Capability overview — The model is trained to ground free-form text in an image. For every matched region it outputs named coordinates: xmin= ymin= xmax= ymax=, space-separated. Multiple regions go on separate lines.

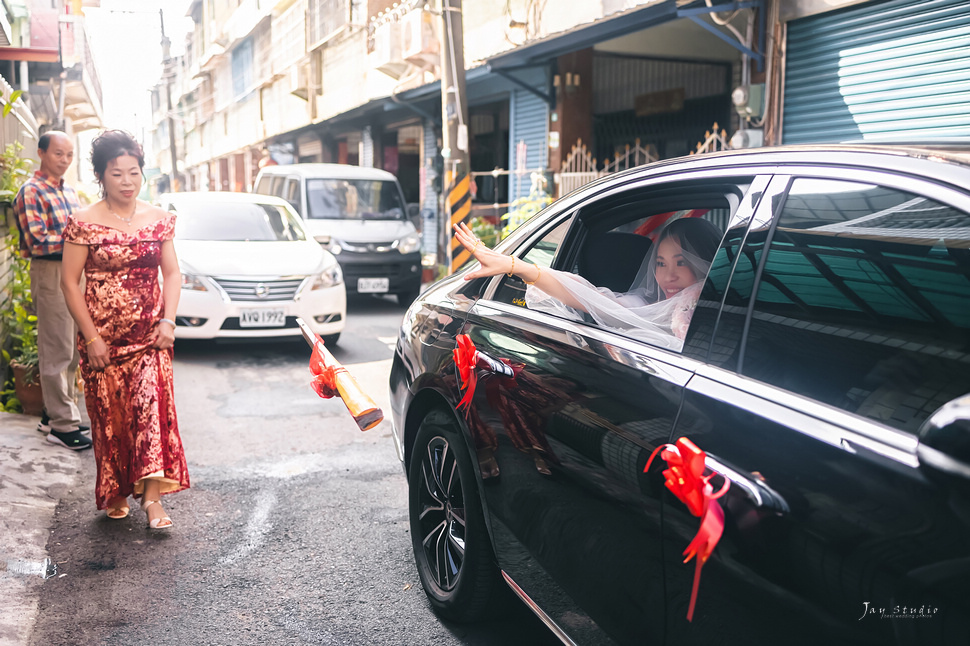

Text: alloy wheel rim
xmin=417 ymin=435 xmax=467 ymax=592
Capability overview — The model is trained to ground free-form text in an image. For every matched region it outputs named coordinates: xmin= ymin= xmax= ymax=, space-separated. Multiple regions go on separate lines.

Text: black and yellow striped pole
xmin=440 ymin=0 xmax=469 ymax=275
xmin=448 ymin=173 xmax=472 ymax=272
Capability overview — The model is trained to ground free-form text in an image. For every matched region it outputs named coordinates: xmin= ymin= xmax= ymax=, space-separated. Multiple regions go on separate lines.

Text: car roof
xmin=157 ymin=191 xmax=294 ymax=207
xmin=255 ymin=163 xmax=399 ymax=181
xmin=563 ymin=143 xmax=970 ymax=204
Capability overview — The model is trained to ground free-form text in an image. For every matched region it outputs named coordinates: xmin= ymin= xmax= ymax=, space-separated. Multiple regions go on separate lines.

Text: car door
xmin=457 ymin=172 xmax=768 ymax=645
xmin=663 ymin=171 xmax=970 ymax=645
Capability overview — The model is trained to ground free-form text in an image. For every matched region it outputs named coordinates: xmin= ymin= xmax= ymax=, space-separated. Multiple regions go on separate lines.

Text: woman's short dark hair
xmin=90 ymin=129 xmax=145 ymax=181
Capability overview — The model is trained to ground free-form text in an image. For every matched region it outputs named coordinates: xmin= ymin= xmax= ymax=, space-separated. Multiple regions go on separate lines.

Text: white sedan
xmin=157 ymin=191 xmax=346 ymax=343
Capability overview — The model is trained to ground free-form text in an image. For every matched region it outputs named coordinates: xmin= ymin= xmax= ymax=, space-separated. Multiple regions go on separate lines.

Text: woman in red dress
xmin=61 ymin=130 xmax=188 ymax=529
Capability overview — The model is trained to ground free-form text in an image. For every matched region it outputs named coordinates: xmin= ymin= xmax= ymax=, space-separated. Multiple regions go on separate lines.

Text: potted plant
xmin=0 ymin=137 xmax=40 ymax=414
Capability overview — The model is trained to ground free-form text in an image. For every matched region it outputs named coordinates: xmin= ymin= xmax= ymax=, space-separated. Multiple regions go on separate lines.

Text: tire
xmin=321 ymin=333 xmax=340 ymax=347
xmin=408 ymin=408 xmax=502 ymax=622
xmin=397 ymin=288 xmax=421 ymax=306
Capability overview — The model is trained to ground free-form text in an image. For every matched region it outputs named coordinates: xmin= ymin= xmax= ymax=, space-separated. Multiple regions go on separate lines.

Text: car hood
xmin=301 ymin=219 xmax=415 ymax=243
xmin=176 ymin=240 xmax=330 ymax=277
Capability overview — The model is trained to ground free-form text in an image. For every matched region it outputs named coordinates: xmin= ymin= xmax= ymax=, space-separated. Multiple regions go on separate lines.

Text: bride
xmin=453 ymin=216 xmax=722 ymax=350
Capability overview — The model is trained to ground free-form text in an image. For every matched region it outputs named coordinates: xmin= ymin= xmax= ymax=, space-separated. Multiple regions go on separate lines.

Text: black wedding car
xmin=388 ymin=145 xmax=970 ymax=645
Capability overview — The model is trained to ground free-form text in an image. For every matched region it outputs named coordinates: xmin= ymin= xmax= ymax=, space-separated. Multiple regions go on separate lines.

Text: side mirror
xmin=917 ymin=393 xmax=970 ymax=495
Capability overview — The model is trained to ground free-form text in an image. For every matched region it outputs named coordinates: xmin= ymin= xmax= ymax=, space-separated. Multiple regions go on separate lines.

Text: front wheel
xmin=408 ymin=408 xmax=502 ymax=622
xmin=321 ymin=333 xmax=340 ymax=347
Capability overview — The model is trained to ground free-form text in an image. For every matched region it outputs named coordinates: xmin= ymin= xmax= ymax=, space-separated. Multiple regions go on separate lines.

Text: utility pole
xmin=439 ymin=0 xmax=470 ymax=273
xmin=160 ymin=8 xmax=181 ymax=192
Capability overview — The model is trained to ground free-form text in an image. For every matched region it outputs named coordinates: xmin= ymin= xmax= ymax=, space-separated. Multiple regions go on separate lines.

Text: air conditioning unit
xmin=401 ymin=9 xmax=438 ymax=69
xmin=373 ymin=20 xmax=407 ymax=79
xmin=289 ymin=63 xmax=309 ymax=100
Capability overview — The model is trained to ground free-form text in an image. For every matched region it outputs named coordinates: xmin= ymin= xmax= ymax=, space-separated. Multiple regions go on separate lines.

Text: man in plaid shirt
xmin=14 ymin=131 xmax=91 ymax=451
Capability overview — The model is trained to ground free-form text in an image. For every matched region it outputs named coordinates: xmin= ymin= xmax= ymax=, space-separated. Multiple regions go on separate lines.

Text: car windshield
xmin=306 ymin=178 xmax=405 ymax=220
xmin=171 ymin=201 xmax=307 ymax=241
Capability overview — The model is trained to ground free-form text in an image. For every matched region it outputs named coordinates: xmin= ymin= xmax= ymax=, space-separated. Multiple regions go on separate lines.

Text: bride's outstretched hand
xmin=453 ymin=222 xmax=513 ymax=281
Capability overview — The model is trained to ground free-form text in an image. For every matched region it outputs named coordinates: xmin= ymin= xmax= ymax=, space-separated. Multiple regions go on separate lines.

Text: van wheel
xmin=397 ymin=288 xmax=421 ymax=306
xmin=322 ymin=333 xmax=340 ymax=346
xmin=409 ymin=408 xmax=502 ymax=622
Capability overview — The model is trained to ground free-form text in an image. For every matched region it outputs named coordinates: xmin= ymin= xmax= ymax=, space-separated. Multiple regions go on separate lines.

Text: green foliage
xmin=0 ymin=139 xmax=36 ymax=410
xmin=1 ymin=90 xmax=23 ymax=119
xmin=0 ymin=141 xmax=33 ymax=202
xmin=1 ymin=232 xmax=37 ymax=369
xmin=501 ymin=172 xmax=553 ymax=240
xmin=468 ymin=216 xmax=498 ymax=249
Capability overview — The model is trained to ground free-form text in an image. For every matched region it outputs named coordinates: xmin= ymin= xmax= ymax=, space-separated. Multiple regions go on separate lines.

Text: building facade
xmin=151 ymin=0 xmax=970 ymax=258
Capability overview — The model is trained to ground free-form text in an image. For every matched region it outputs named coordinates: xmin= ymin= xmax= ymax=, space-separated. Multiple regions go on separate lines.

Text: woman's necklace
xmin=106 ymin=201 xmax=137 ymax=226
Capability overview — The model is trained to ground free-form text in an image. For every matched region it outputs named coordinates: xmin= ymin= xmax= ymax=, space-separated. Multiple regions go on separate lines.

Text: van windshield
xmin=306 ymin=178 xmax=405 ymax=220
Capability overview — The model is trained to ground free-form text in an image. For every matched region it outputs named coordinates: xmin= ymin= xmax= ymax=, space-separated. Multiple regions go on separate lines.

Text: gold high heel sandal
xmin=106 ymin=502 xmax=130 ymax=520
xmin=140 ymin=499 xmax=173 ymax=529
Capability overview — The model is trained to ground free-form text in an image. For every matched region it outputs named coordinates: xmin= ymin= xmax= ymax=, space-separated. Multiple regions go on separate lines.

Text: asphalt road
xmin=30 ymin=294 xmax=559 ymax=646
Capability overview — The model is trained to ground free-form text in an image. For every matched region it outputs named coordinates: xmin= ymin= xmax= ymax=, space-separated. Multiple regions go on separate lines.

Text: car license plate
xmin=239 ymin=308 xmax=286 ymax=327
xmin=358 ymin=277 xmax=389 ymax=293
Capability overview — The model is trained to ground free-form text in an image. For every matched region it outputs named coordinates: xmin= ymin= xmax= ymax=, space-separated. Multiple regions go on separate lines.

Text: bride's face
xmin=655 ymin=236 xmax=698 ymax=299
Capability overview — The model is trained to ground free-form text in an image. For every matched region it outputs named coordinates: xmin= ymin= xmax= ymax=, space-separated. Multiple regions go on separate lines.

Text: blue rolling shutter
xmin=783 ymin=0 xmax=970 ymax=143
xmin=508 ymin=71 xmax=549 ymax=200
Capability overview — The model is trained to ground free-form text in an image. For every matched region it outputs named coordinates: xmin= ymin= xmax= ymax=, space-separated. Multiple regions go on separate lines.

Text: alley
xmin=26 ymin=296 xmax=556 ymax=645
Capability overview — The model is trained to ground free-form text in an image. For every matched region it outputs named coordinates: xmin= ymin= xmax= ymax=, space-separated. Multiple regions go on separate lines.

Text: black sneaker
xmin=37 ymin=412 xmax=90 ymax=435
xmin=46 ymin=430 xmax=92 ymax=451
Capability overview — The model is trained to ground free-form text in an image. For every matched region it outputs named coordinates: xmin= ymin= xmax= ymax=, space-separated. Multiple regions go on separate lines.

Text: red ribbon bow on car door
xmin=645 ymin=436 xmax=730 ymax=622
xmin=453 ymin=335 xmax=479 ymax=414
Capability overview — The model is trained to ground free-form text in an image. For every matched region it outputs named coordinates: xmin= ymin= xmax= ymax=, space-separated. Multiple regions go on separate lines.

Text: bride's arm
xmin=453 ymin=222 xmax=585 ymax=310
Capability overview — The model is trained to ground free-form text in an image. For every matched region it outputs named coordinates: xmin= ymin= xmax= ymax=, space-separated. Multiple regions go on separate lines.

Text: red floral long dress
xmin=64 ymin=214 xmax=189 ymax=510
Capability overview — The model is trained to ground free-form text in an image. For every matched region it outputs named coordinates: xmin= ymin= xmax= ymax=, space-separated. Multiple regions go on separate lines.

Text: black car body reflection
xmin=389 ymin=146 xmax=970 ymax=645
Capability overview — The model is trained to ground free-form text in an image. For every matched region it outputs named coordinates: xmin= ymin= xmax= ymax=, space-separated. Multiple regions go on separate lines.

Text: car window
xmin=172 ymin=201 xmax=308 ymax=242
xmin=493 ymin=218 xmax=571 ymax=307
xmin=284 ymin=178 xmax=300 ymax=211
xmin=254 ymin=176 xmax=271 ymax=196
xmin=493 ymin=178 xmax=754 ymax=353
xmin=269 ymin=175 xmax=286 ymax=198
xmin=740 ymin=177 xmax=970 ymax=433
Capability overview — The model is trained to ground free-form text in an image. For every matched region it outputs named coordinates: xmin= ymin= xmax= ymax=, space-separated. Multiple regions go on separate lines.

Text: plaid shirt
xmin=14 ymin=171 xmax=81 ymax=258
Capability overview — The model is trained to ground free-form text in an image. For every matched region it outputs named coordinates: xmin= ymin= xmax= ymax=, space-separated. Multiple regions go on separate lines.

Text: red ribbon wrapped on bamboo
xmin=645 ymin=436 xmax=730 ymax=622
xmin=305 ymin=331 xmax=383 ymax=431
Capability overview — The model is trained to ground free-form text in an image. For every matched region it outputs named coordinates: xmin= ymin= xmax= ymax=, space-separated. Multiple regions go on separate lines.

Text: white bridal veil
xmin=525 ymin=217 xmax=723 ymax=351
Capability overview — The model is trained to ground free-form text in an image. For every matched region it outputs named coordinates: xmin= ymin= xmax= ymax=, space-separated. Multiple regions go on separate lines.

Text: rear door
xmin=459 ymin=171 xmax=767 ymax=645
xmin=663 ymin=170 xmax=970 ymax=644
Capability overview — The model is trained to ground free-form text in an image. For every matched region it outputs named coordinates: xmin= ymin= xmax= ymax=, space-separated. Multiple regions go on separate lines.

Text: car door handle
xmin=704 ymin=455 xmax=790 ymax=514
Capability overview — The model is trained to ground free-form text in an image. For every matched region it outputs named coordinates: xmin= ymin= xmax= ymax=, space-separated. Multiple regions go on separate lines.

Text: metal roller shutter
xmin=508 ymin=68 xmax=549 ymax=201
xmin=783 ymin=0 xmax=970 ymax=143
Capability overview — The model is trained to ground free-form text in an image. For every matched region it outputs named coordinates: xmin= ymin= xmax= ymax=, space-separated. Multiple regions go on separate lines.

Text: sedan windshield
xmin=306 ymin=178 xmax=405 ymax=220
xmin=172 ymin=201 xmax=307 ymax=241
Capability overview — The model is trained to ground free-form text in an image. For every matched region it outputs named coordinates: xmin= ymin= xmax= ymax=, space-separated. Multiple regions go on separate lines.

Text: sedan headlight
xmin=398 ymin=232 xmax=421 ymax=254
xmin=181 ymin=273 xmax=208 ymax=291
xmin=310 ymin=262 xmax=344 ymax=290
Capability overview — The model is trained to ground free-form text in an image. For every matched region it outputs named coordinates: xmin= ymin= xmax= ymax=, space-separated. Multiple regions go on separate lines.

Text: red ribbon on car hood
xmin=644 ymin=437 xmax=730 ymax=622
xmin=453 ymin=334 xmax=479 ymax=414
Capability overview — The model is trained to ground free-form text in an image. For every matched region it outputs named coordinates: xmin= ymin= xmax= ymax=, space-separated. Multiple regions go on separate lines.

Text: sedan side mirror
xmin=917 ymin=393 xmax=970 ymax=495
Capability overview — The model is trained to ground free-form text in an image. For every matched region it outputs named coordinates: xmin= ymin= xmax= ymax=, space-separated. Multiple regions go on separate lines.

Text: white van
xmin=254 ymin=164 xmax=423 ymax=305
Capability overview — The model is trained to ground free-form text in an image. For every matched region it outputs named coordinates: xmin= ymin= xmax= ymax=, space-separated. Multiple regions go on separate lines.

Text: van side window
xmin=284 ymin=178 xmax=300 ymax=211
xmin=269 ymin=176 xmax=286 ymax=198
xmin=254 ymin=177 xmax=271 ymax=195
xmin=741 ymin=178 xmax=970 ymax=433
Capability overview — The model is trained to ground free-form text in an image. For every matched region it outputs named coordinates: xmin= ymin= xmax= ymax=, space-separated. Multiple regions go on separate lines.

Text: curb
xmin=0 ymin=412 xmax=86 ymax=646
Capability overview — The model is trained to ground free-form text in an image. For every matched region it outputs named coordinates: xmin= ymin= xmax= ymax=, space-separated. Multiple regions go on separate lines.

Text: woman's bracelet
xmin=85 ymin=335 xmax=101 ymax=346
xmin=507 ymin=255 xmax=516 ymax=277
xmin=159 ymin=318 xmax=176 ymax=328
xmin=523 ymin=263 xmax=541 ymax=285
